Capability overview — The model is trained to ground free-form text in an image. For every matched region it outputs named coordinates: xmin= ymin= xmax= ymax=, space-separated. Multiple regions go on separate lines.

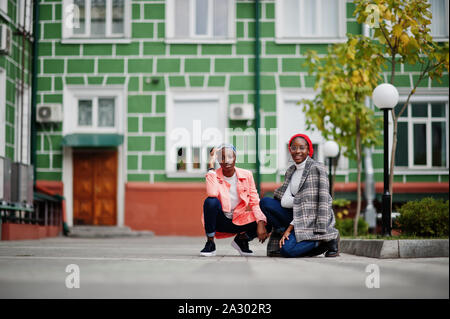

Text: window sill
xmin=275 ymin=37 xmax=347 ymax=44
xmin=61 ymin=38 xmax=132 ymax=44
xmin=165 ymin=38 xmax=236 ymax=45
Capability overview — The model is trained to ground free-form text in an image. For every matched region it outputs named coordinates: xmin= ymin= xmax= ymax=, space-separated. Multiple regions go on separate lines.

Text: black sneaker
xmin=200 ymin=240 xmax=216 ymax=257
xmin=231 ymin=234 xmax=254 ymax=256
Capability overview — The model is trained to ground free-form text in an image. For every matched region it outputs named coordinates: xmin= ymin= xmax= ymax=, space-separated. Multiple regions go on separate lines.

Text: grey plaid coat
xmin=274 ymin=157 xmax=339 ymax=242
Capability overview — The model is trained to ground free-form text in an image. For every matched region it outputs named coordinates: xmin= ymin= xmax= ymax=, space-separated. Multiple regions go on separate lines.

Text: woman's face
xmin=218 ymin=148 xmax=236 ymax=174
xmin=289 ymin=137 xmax=309 ymax=164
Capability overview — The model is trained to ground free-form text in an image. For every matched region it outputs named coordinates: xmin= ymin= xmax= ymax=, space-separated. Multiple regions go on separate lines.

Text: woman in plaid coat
xmin=259 ymin=134 xmax=340 ymax=258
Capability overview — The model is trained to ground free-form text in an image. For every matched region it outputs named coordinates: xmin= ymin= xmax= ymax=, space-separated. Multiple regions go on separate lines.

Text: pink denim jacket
xmin=202 ymin=167 xmax=267 ymax=237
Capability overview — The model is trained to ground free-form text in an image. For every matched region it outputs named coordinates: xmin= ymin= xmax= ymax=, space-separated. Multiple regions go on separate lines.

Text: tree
xmin=302 ymin=34 xmax=384 ymax=236
xmin=354 ymin=0 xmax=449 ymax=209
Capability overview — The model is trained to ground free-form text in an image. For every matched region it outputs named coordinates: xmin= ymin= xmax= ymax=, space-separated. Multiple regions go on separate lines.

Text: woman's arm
xmin=205 ymin=148 xmax=219 ymax=197
xmin=314 ymin=164 xmax=330 ymax=233
xmin=248 ymin=173 xmax=267 ymax=223
xmin=280 ymin=224 xmax=294 ymax=248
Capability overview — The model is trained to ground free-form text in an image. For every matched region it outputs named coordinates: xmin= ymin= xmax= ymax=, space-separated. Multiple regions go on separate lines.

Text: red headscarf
xmin=288 ymin=134 xmax=314 ymax=157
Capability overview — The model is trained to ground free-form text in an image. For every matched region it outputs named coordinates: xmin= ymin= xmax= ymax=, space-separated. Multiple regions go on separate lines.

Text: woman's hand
xmin=208 ymin=147 xmax=216 ymax=169
xmin=257 ymin=221 xmax=268 ymax=243
xmin=279 ymin=225 xmax=293 ymax=248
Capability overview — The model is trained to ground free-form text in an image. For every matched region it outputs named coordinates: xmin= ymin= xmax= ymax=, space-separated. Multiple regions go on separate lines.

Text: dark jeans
xmin=203 ymin=197 xmax=258 ymax=240
xmin=280 ymin=232 xmax=319 ymax=258
xmin=259 ymin=197 xmax=293 ymax=233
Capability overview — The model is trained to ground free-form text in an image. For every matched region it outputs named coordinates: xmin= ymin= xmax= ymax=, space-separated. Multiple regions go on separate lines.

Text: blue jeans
xmin=259 ymin=197 xmax=293 ymax=233
xmin=280 ymin=232 xmax=319 ymax=258
xmin=203 ymin=197 xmax=258 ymax=240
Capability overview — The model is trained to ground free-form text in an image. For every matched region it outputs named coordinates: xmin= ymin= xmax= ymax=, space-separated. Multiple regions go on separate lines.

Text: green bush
xmin=396 ymin=198 xmax=449 ymax=237
xmin=335 ymin=217 xmax=369 ymax=236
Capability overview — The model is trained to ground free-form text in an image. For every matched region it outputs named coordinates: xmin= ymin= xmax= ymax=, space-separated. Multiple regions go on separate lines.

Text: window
xmin=17 ymin=0 xmax=33 ymax=34
xmin=395 ymin=99 xmax=449 ymax=168
xmin=76 ymin=97 xmax=116 ymax=130
xmin=166 ymin=0 xmax=235 ymax=43
xmin=62 ymin=0 xmax=131 ymax=42
xmin=0 ymin=0 xmax=7 ymax=15
xmin=166 ymin=92 xmax=226 ymax=176
xmin=429 ymin=0 xmax=449 ymax=40
xmin=276 ymin=0 xmax=346 ymax=43
xmin=0 ymin=69 xmax=5 ymax=157
xmin=15 ymin=84 xmax=31 ymax=164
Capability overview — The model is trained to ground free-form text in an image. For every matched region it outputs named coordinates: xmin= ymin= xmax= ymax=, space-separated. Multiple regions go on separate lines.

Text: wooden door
xmin=73 ymin=150 xmax=117 ymax=225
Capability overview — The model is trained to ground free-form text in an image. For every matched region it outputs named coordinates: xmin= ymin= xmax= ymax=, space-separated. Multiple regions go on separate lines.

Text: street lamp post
xmin=323 ymin=141 xmax=339 ymax=195
xmin=372 ymin=83 xmax=399 ymax=237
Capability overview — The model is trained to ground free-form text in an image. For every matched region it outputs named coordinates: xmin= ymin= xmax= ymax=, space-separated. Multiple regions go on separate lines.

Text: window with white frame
xmin=62 ymin=0 xmax=131 ymax=41
xmin=429 ymin=0 xmax=449 ymax=40
xmin=17 ymin=0 xmax=33 ymax=34
xmin=0 ymin=69 xmax=6 ymax=157
xmin=0 ymin=0 xmax=7 ymax=15
xmin=166 ymin=0 xmax=235 ymax=43
xmin=15 ymin=83 xmax=31 ymax=164
xmin=166 ymin=92 xmax=226 ymax=176
xmin=276 ymin=0 xmax=346 ymax=43
xmin=76 ymin=97 xmax=116 ymax=130
xmin=395 ymin=99 xmax=449 ymax=169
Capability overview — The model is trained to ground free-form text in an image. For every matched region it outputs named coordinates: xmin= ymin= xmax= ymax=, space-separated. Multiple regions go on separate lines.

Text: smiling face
xmin=218 ymin=147 xmax=236 ymax=177
xmin=289 ymin=137 xmax=310 ymax=164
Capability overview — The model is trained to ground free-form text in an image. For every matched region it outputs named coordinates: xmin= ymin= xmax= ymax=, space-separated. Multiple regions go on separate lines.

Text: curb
xmin=340 ymin=239 xmax=449 ymax=258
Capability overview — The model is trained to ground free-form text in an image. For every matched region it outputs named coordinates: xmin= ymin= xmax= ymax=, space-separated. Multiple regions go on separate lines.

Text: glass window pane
xmin=429 ymin=0 xmax=448 ymax=37
xmin=431 ymin=103 xmax=446 ymax=117
xmin=413 ymin=123 xmax=427 ymax=165
xmin=196 ymin=0 xmax=208 ymax=35
xmin=177 ymin=147 xmax=186 ymax=171
xmin=394 ymin=103 xmax=408 ymax=118
xmin=213 ymin=0 xmax=228 ymax=37
xmin=73 ymin=0 xmax=86 ymax=35
xmin=302 ymin=0 xmax=317 ymax=36
xmin=321 ymin=0 xmax=339 ymax=37
xmin=91 ymin=0 xmax=106 ymax=36
xmin=98 ymin=98 xmax=115 ymax=127
xmin=78 ymin=100 xmax=93 ymax=126
xmin=283 ymin=0 xmax=300 ymax=37
xmin=395 ymin=122 xmax=409 ymax=166
xmin=411 ymin=103 xmax=428 ymax=117
xmin=112 ymin=0 xmax=124 ymax=34
xmin=175 ymin=0 xmax=190 ymax=37
xmin=192 ymin=147 xmax=201 ymax=169
xmin=432 ymin=122 xmax=447 ymax=167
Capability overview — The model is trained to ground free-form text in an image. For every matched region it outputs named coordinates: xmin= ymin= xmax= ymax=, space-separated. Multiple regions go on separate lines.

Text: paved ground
xmin=0 ymin=236 xmax=448 ymax=299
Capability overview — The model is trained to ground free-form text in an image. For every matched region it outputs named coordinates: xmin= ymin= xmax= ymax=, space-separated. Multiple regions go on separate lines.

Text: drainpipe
xmin=362 ymin=23 xmax=377 ymax=231
xmin=30 ymin=0 xmax=40 ymax=186
xmin=254 ymin=0 xmax=261 ymax=194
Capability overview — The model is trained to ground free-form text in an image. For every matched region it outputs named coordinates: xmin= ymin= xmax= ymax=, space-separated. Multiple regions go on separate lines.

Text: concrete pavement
xmin=0 ymin=236 xmax=448 ymax=299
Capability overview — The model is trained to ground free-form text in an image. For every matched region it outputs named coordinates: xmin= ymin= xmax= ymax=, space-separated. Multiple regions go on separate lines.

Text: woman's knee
xmin=204 ymin=197 xmax=221 ymax=211
xmin=259 ymin=196 xmax=274 ymax=211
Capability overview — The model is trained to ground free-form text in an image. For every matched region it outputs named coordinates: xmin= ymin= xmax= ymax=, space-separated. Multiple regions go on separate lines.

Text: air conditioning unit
xmin=37 ymin=104 xmax=63 ymax=123
xmin=11 ymin=163 xmax=34 ymax=205
xmin=0 ymin=156 xmax=12 ymax=203
xmin=0 ymin=24 xmax=12 ymax=55
xmin=229 ymin=103 xmax=255 ymax=120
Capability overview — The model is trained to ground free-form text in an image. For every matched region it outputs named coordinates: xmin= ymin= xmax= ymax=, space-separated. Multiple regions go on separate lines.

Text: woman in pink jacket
xmin=200 ymin=144 xmax=269 ymax=257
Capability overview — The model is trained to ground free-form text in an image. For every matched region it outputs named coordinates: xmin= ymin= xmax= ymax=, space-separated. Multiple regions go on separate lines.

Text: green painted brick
xmin=36 ymin=172 xmax=62 ymax=181
xmin=128 ymin=77 xmax=140 ymax=91
xmin=236 ymin=2 xmax=261 ymax=19
xmin=229 ymin=76 xmax=254 ymax=91
xmin=236 ymin=41 xmax=254 ymax=55
xmin=431 ymin=74 xmax=449 ymax=88
xmin=38 ymin=77 xmax=52 ymax=91
xmin=156 ymin=95 xmax=165 ymax=113
xmin=229 ymin=94 xmax=244 ymax=104
xmin=157 ymin=58 xmax=180 ymax=73
xmin=393 ymin=75 xmax=411 ymax=88
xmin=65 ymin=76 xmax=85 ymax=85
xmin=37 ymin=154 xmax=50 ymax=168
xmin=249 ymin=58 xmax=278 ymax=72
xmin=128 ymin=59 xmax=153 ymax=73
xmin=43 ymin=59 xmax=64 ymax=74
xmin=84 ymin=44 xmax=113 ymax=56
xmin=202 ymin=44 xmax=233 ymax=55
xmin=304 ymin=75 xmax=316 ymax=88
xmin=38 ymin=43 xmax=52 ymax=56
xmin=346 ymin=2 xmax=357 ymax=18
xmin=54 ymin=43 xmax=80 ymax=56
xmin=185 ymin=59 xmax=210 ymax=73
xmin=412 ymin=75 xmax=428 ymax=87
xmin=282 ymin=58 xmax=307 ymax=72
xmin=144 ymin=3 xmax=165 ymax=19
xmin=300 ymin=44 xmax=329 ymax=55
xmin=43 ymin=135 xmax=62 ymax=151
xmin=260 ymin=94 xmax=276 ymax=112
xmin=132 ymin=22 xmax=154 ymax=38
xmin=39 ymin=4 xmax=53 ymax=20
xmin=52 ymin=154 xmax=63 ymax=169
xmin=280 ymin=75 xmax=301 ymax=88
xmin=189 ymin=76 xmax=204 ymax=87
xmin=142 ymin=155 xmax=165 ymax=170
xmin=215 ymin=58 xmax=244 ymax=72
xmin=406 ymin=175 xmax=439 ymax=182
xmin=127 ymin=155 xmax=139 ymax=170
xmin=106 ymin=76 xmax=126 ymax=84
xmin=266 ymin=42 xmax=296 ymax=55
xmin=127 ymin=136 xmax=151 ymax=151
xmin=128 ymin=117 xmax=139 ymax=133
xmin=260 ymin=22 xmax=275 ymax=38
xmin=116 ymin=42 xmax=140 ymax=55
xmin=440 ymin=175 xmax=449 ymax=182
xmin=157 ymin=22 xmax=165 ymax=38
xmin=54 ymin=77 xmax=63 ymax=90
xmin=54 ymin=3 xmax=62 ymax=20
xmin=144 ymin=42 xmax=166 ymax=55
xmin=87 ymin=76 xmax=103 ymax=85
xmin=127 ymin=174 xmax=150 ymax=182
xmin=98 ymin=59 xmax=124 ymax=73
xmin=265 ymin=3 xmax=275 ymax=19
xmin=347 ymin=21 xmax=362 ymax=35
xmin=132 ymin=3 xmax=141 ymax=19
xmin=169 ymin=76 xmax=186 ymax=87
xmin=237 ymin=22 xmax=244 ymax=38
xmin=155 ymin=136 xmax=165 ymax=151
xmin=43 ymin=23 xmax=62 ymax=39
xmin=128 ymin=95 xmax=151 ymax=113
xmin=260 ymin=75 xmax=276 ymax=90
xmin=143 ymin=76 xmax=165 ymax=91
xmin=208 ymin=76 xmax=226 ymax=87
xmin=170 ymin=44 xmax=197 ymax=55
xmin=143 ymin=117 xmax=165 ymax=132
xmin=67 ymin=59 xmax=95 ymax=73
